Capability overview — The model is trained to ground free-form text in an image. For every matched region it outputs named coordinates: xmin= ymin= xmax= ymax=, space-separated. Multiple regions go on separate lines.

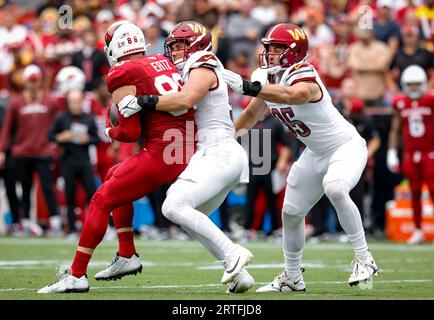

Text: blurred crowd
xmin=0 ymin=0 xmax=433 ymax=242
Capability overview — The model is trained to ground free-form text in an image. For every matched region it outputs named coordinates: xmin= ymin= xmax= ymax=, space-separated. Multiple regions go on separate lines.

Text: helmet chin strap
xmin=403 ymin=82 xmax=426 ymax=100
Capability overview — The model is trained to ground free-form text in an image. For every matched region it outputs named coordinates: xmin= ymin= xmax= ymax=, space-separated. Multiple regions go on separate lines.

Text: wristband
xmin=242 ymin=80 xmax=262 ymax=97
xmin=137 ymin=95 xmax=159 ymax=111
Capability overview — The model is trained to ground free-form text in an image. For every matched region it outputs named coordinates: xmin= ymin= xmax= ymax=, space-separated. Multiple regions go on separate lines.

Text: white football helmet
xmin=104 ymin=20 xmax=149 ymax=67
xmin=55 ymin=66 xmax=85 ymax=94
xmin=400 ymin=65 xmax=427 ymax=100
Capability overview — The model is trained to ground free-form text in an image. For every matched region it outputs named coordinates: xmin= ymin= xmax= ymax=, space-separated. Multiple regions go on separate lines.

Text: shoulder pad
xmin=282 ymin=63 xmax=316 ymax=87
xmin=183 ymin=51 xmax=220 ymax=80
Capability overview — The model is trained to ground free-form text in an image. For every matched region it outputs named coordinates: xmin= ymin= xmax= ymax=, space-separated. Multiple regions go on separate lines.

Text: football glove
xmin=117 ymin=95 xmax=142 ymax=118
xmin=387 ymin=149 xmax=399 ymax=173
xmin=222 ymin=69 xmax=262 ymax=97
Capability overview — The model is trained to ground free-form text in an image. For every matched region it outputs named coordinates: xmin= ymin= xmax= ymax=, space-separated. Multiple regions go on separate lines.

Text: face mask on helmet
xmin=164 ymin=39 xmax=190 ymax=70
xmin=164 ymin=21 xmax=212 ymax=70
xmin=400 ymin=65 xmax=427 ymax=100
xmin=403 ymin=82 xmax=426 ymax=100
xmin=259 ymin=23 xmax=309 ymax=75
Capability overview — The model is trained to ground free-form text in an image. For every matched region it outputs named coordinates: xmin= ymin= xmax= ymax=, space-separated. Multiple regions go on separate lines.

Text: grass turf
xmin=0 ymin=237 xmax=433 ymax=300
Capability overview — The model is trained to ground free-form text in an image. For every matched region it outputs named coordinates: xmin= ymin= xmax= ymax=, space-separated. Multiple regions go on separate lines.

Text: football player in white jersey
xmin=118 ymin=21 xmax=254 ymax=293
xmin=222 ymin=23 xmax=379 ymax=292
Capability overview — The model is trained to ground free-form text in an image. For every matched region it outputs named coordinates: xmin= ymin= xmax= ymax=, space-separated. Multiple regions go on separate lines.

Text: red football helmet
xmin=260 ymin=23 xmax=309 ymax=73
xmin=164 ymin=21 xmax=212 ymax=69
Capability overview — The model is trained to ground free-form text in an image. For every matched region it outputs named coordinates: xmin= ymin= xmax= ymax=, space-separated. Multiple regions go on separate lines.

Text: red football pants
xmin=402 ymin=150 xmax=434 ymax=229
xmin=78 ymin=147 xmax=187 ymax=249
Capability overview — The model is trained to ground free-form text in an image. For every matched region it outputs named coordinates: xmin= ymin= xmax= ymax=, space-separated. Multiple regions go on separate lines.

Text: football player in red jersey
xmin=388 ymin=65 xmax=434 ymax=244
xmin=38 ymin=21 xmax=195 ymax=293
xmin=118 ymin=21 xmax=255 ymax=293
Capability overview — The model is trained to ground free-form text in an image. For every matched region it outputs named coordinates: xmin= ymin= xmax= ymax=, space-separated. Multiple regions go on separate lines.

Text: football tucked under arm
xmin=109 ymin=103 xmax=120 ymax=127
xmin=105 ymin=101 xmax=142 ymax=142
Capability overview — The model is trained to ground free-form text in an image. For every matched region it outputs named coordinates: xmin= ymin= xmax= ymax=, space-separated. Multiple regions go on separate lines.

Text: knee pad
xmin=282 ymin=202 xmax=306 ymax=219
xmin=324 ymin=180 xmax=350 ymax=203
xmin=89 ymin=189 xmax=112 ymax=214
xmin=162 ymin=190 xmax=194 ymax=224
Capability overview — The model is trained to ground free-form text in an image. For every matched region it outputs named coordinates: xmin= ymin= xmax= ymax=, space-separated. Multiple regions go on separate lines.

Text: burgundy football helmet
xmin=260 ymin=23 xmax=309 ymax=74
xmin=164 ymin=21 xmax=212 ymax=69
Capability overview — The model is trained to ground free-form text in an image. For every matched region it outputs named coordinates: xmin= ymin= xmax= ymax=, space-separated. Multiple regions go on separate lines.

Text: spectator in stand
xmin=0 ymin=90 xmax=22 ymax=235
xmin=0 ymin=65 xmax=61 ymax=236
xmin=302 ymin=7 xmax=335 ymax=50
xmin=40 ymin=7 xmax=82 ymax=89
xmin=95 ymin=9 xmax=115 ymax=52
xmin=71 ymin=29 xmax=109 ymax=92
xmin=49 ymin=90 xmax=100 ymax=238
xmin=396 ymin=0 xmax=419 ymax=24
xmin=387 ymin=24 xmax=434 ymax=95
xmin=141 ymin=17 xmax=166 ymax=55
xmin=348 ymin=27 xmax=391 ymax=106
xmin=320 ymin=14 xmax=354 ymax=103
xmin=416 ymin=0 xmax=434 ymax=52
xmin=374 ymin=0 xmax=401 ymax=56
xmin=225 ymin=0 xmax=261 ymax=65
xmin=348 ymin=27 xmax=394 ymax=238
xmin=0 ymin=7 xmax=29 ymax=91
xmin=250 ymin=0 xmax=277 ymax=27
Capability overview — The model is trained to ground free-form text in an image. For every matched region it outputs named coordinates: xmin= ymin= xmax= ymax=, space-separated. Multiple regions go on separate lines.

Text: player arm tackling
xmin=152 ymin=67 xmax=217 ymax=112
xmin=222 ymin=69 xmax=322 ymax=104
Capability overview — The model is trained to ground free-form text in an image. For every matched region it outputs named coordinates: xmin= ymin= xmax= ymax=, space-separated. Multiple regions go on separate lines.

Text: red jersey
xmin=393 ymin=93 xmax=434 ymax=152
xmin=0 ymin=93 xmax=58 ymax=157
xmin=106 ymin=54 xmax=194 ymax=149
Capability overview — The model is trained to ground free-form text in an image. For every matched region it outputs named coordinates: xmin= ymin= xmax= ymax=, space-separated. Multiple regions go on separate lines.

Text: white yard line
xmin=1 ymin=238 xmax=433 ymax=252
xmin=0 ymin=279 xmax=432 ymax=293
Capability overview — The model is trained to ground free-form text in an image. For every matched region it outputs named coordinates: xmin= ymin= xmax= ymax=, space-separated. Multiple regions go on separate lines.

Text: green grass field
xmin=0 ymin=237 xmax=433 ymax=300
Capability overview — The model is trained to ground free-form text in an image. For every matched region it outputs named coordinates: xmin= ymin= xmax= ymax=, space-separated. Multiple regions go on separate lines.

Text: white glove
xmin=251 ymin=67 xmax=268 ymax=84
xmin=222 ymin=69 xmax=244 ymax=94
xmin=117 ymin=95 xmax=142 ymax=118
xmin=387 ymin=149 xmax=400 ymax=173
xmin=104 ymin=128 xmax=112 ymax=143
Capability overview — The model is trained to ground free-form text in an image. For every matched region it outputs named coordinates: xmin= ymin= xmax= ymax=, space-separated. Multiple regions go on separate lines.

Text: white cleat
xmin=256 ymin=270 xmax=306 ymax=293
xmin=37 ymin=266 xmax=89 ymax=294
xmin=348 ymin=252 xmax=379 ymax=287
xmin=226 ymin=269 xmax=255 ymax=294
xmin=95 ymin=252 xmax=142 ymax=281
xmin=221 ymin=245 xmax=254 ymax=284
xmin=407 ymin=229 xmax=424 ymax=245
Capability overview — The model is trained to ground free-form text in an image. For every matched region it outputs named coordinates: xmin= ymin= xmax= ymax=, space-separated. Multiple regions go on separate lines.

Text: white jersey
xmin=181 ymin=51 xmax=235 ymax=146
xmin=259 ymin=63 xmax=360 ymax=154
